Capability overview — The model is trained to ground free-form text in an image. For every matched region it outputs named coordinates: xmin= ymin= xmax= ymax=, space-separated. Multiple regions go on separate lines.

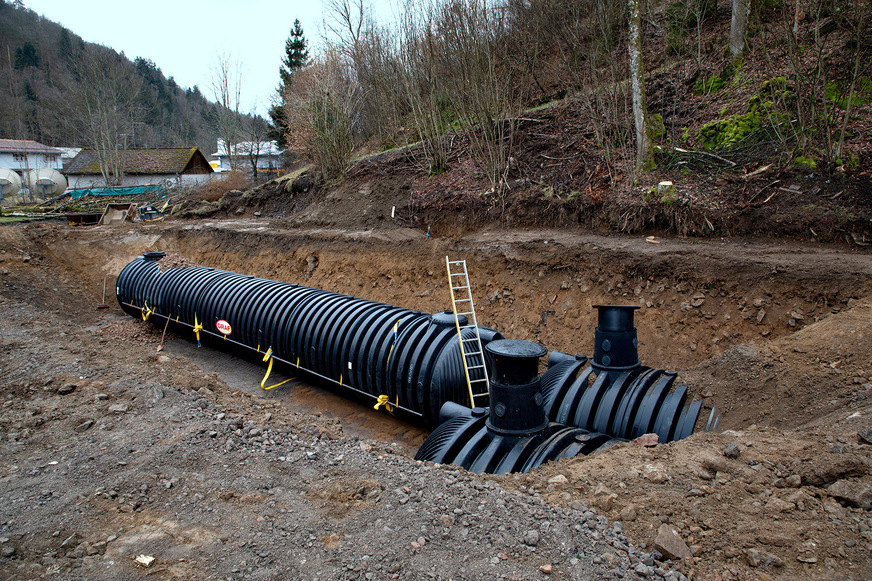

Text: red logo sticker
xmin=216 ymin=320 xmax=232 ymax=335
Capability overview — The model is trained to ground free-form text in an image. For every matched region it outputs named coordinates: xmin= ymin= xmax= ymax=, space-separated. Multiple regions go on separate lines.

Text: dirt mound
xmin=286 ymin=173 xmax=415 ymax=230
xmin=684 ymin=298 xmax=872 ymax=431
xmin=195 ymin=114 xmax=872 ymax=243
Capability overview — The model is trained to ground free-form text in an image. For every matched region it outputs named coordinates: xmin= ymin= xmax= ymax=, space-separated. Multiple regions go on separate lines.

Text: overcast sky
xmin=22 ymin=0 xmax=392 ymax=117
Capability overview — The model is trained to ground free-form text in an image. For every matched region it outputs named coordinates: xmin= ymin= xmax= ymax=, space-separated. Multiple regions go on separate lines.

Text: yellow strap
xmin=263 ymin=377 xmax=294 ymax=390
xmin=141 ymin=301 xmax=153 ymax=321
xmin=385 ymin=318 xmax=403 ymax=368
xmin=193 ymin=314 xmax=203 ymax=344
xmin=259 ymin=348 xmax=294 ymax=390
xmin=261 ymin=348 xmax=274 ymax=388
xmin=373 ymin=394 xmax=397 ymax=413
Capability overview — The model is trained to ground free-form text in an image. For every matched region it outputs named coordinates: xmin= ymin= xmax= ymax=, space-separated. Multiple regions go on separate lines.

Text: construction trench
xmin=2 ymin=221 xmax=872 ymax=580
xmin=117 ymin=252 xmax=712 ymax=474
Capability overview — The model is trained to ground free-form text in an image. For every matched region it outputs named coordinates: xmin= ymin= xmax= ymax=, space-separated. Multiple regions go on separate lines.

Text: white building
xmin=0 ymin=139 xmax=63 ymax=174
xmin=212 ymin=140 xmax=284 ymax=175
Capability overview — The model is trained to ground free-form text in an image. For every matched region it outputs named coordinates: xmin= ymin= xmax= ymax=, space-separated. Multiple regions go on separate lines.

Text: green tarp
xmin=69 ymin=185 xmax=164 ymax=200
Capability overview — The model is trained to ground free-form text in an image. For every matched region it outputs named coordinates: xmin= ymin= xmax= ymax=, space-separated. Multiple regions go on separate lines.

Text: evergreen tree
xmin=57 ymin=29 xmax=75 ymax=63
xmin=269 ymin=19 xmax=309 ymax=148
xmin=280 ymin=19 xmax=309 ymax=88
xmin=14 ymin=42 xmax=40 ymax=69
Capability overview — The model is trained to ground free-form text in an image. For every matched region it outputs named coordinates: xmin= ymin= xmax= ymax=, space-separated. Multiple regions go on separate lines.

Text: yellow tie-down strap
xmin=141 ymin=301 xmax=154 ymax=321
xmin=260 ymin=347 xmax=294 ymax=390
xmin=373 ymin=394 xmax=397 ymax=413
xmin=193 ymin=314 xmax=203 ymax=346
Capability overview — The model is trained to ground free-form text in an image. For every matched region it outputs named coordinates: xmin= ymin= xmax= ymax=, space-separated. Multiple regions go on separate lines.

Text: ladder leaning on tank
xmin=445 ymin=256 xmax=490 ymax=408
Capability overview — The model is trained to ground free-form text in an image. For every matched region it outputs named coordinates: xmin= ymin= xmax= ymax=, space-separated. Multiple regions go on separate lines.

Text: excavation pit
xmin=2 ymin=221 xmax=871 ymax=581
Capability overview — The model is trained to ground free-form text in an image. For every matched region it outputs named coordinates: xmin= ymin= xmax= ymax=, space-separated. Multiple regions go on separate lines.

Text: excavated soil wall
xmin=23 ymin=220 xmax=872 ymax=432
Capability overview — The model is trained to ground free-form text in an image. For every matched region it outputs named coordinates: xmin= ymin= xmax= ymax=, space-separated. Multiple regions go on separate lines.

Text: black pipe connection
xmin=414 ymin=339 xmax=617 ymax=474
xmin=116 ymin=253 xmax=500 ymax=424
xmin=540 ymin=305 xmax=705 ymax=444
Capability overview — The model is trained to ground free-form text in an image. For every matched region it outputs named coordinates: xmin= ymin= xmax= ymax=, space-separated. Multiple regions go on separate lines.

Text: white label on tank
xmin=348 ymin=362 xmax=352 ymax=370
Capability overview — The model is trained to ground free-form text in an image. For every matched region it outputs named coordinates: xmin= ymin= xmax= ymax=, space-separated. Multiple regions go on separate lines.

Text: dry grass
xmin=193 ymin=171 xmax=250 ymax=202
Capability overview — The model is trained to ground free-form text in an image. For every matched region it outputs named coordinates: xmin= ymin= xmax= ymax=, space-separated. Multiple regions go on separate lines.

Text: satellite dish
xmin=25 ymin=168 xmax=67 ymax=200
xmin=0 ymin=168 xmax=22 ymax=202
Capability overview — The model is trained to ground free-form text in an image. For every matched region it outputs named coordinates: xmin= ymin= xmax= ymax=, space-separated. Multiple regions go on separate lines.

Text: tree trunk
xmin=628 ymin=0 xmax=652 ymax=170
xmin=730 ymin=0 xmax=750 ymax=58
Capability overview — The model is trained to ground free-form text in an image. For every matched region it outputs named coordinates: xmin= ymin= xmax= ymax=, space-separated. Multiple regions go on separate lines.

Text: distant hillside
xmin=0 ymin=0 xmax=245 ymax=155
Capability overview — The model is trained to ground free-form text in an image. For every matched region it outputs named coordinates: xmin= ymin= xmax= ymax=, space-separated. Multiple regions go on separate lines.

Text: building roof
xmin=0 ymin=139 xmax=62 ymax=154
xmin=66 ymin=148 xmax=214 ymax=175
xmin=58 ymin=147 xmax=82 ymax=160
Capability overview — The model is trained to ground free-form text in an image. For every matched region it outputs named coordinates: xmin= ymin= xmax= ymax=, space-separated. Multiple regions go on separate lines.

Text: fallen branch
xmin=540 ymin=154 xmax=581 ymax=161
xmin=749 ymin=180 xmax=781 ymax=203
xmin=741 ymin=164 xmax=772 ymax=180
xmin=762 ymin=189 xmax=779 ymax=204
xmin=672 ymin=147 xmax=737 ymax=167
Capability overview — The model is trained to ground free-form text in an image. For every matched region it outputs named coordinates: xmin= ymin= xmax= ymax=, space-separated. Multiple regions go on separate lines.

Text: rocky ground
xmin=1 ymin=220 xmax=871 ymax=580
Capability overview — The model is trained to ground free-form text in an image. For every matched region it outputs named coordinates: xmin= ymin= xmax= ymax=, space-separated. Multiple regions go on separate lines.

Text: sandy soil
xmin=1 ymin=219 xmax=871 ymax=581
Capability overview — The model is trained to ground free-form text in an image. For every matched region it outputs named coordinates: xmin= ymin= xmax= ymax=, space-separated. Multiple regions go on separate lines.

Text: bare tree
xmin=435 ymin=0 xmax=522 ymax=203
xmin=243 ymin=113 xmax=271 ymax=181
xmin=397 ymin=0 xmax=450 ymax=174
xmin=628 ymin=0 xmax=652 ymax=170
xmin=322 ymin=0 xmax=407 ymax=145
xmin=211 ymin=52 xmax=243 ymax=171
xmin=73 ymin=45 xmax=142 ymax=186
xmin=730 ymin=0 xmax=750 ymax=58
xmin=323 ymin=0 xmax=366 ymax=59
xmin=284 ymin=49 xmax=363 ymax=181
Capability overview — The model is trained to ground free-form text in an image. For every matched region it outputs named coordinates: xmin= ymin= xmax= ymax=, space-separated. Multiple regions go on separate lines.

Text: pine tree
xmin=280 ymin=19 xmax=309 ymax=88
xmin=269 ymin=19 xmax=309 ymax=148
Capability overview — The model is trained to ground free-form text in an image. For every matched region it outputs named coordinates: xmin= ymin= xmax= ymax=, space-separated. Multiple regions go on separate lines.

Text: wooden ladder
xmin=445 ymin=256 xmax=490 ymax=408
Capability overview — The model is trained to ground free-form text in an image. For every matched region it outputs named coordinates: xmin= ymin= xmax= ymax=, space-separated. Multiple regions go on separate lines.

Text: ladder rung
xmin=466 ymin=364 xmax=485 ymax=370
xmin=453 ymin=297 xmax=471 ymax=302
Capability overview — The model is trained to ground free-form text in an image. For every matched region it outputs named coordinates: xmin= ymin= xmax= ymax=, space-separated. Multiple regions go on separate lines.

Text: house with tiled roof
xmin=0 ymin=139 xmax=63 ymax=174
xmin=65 ymin=147 xmax=213 ymax=189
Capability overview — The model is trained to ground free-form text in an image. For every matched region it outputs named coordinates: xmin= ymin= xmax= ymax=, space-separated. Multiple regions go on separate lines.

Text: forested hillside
xmin=259 ymin=0 xmax=871 ymax=242
xmin=0 ymin=0 xmax=241 ymax=154
xmin=280 ymin=0 xmax=870 ymax=184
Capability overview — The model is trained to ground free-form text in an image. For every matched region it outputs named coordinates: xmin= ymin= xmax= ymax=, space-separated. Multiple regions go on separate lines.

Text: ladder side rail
xmin=446 ymin=256 xmax=478 ymax=407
